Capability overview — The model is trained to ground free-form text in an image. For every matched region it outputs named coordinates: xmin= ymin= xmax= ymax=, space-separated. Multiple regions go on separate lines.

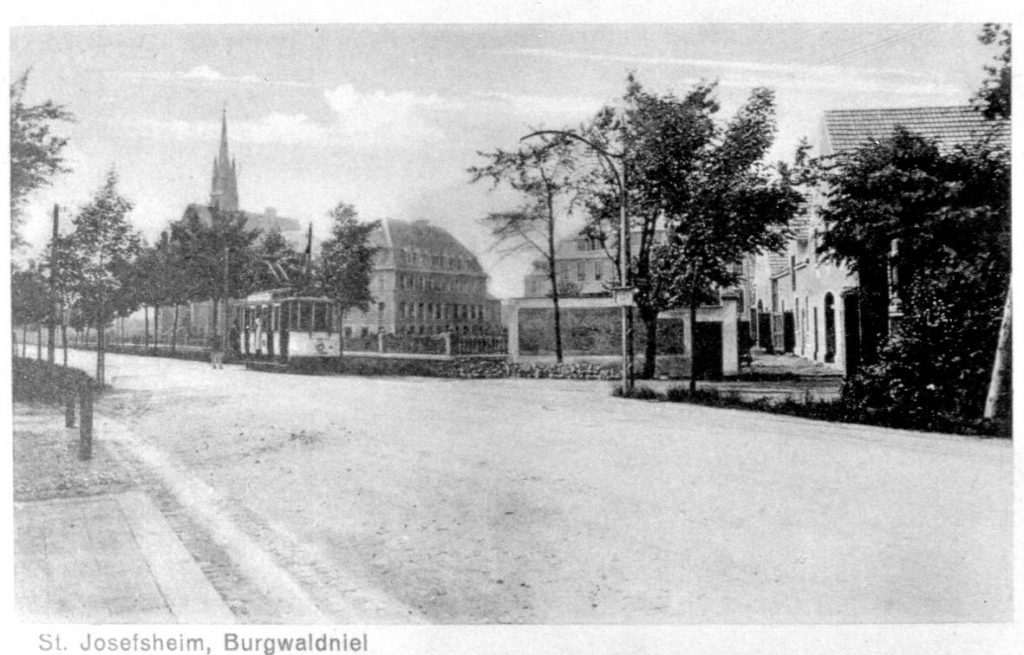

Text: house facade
xmin=341 ymin=218 xmax=502 ymax=338
xmin=750 ymin=105 xmax=1010 ymax=375
xmin=522 ymin=235 xmax=618 ymax=298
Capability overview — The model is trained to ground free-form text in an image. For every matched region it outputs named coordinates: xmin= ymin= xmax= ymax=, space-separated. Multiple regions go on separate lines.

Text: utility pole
xmin=48 ymin=204 xmax=58 ymax=363
xmin=984 ymin=289 xmax=1011 ymax=420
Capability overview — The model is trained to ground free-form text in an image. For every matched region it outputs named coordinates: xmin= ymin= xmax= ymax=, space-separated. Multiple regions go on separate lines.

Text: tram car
xmin=231 ymin=289 xmax=341 ymax=362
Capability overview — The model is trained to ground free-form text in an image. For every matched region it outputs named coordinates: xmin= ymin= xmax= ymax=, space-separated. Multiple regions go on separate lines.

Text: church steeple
xmin=210 ymin=107 xmax=239 ymax=211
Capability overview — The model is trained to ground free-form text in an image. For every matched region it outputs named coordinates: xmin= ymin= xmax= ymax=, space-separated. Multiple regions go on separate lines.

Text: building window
xmin=578 ymin=261 xmax=586 ymax=280
xmin=790 ymin=255 xmax=797 ymax=291
xmin=594 ymin=261 xmax=602 ymax=281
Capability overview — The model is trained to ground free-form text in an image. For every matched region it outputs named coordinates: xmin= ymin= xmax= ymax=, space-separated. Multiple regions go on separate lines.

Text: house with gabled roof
xmin=749 ymin=105 xmax=1009 ymax=375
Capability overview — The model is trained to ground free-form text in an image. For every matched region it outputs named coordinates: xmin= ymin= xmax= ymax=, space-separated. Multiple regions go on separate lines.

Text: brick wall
xmin=518 ymin=307 xmax=687 ymax=356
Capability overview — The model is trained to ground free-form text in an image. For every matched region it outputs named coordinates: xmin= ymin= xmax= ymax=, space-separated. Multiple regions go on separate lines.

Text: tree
xmin=66 ymin=170 xmax=141 ymax=384
xmin=131 ymin=240 xmax=163 ymax=350
xmin=814 ymin=129 xmax=1010 ymax=427
xmin=582 ymin=75 xmax=801 ymax=381
xmin=10 ymin=70 xmax=74 ymax=250
xmin=973 ymin=24 xmax=1011 ymax=120
xmin=314 ymin=203 xmax=379 ymax=336
xmin=153 ymin=230 xmax=190 ymax=353
xmin=469 ymin=135 xmax=579 ymax=362
xmin=171 ymin=205 xmax=260 ymax=337
xmin=48 ymin=233 xmax=84 ymax=364
xmin=250 ymin=227 xmax=305 ymax=292
xmin=11 ymin=262 xmax=51 ymax=357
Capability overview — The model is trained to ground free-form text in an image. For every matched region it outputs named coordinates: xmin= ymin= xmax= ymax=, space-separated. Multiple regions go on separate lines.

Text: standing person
xmin=208 ymin=332 xmax=224 ymax=369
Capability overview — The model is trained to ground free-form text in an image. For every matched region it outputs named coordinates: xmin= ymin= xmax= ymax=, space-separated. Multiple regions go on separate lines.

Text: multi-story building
xmin=751 ymin=105 xmax=1010 ymax=374
xmin=522 ymin=235 xmax=618 ymax=298
xmin=342 ymin=218 xmax=502 ymax=338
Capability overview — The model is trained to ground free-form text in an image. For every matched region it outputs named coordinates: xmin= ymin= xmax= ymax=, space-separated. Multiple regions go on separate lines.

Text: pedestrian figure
xmin=208 ymin=333 xmax=225 ymax=369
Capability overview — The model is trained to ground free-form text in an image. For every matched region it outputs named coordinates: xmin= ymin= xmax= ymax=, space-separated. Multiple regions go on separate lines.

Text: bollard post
xmin=65 ymin=390 xmax=76 ymax=428
xmin=78 ymin=384 xmax=93 ymax=461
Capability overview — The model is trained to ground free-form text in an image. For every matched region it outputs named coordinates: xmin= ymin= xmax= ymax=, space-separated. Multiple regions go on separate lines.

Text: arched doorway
xmin=824 ymin=292 xmax=836 ymax=363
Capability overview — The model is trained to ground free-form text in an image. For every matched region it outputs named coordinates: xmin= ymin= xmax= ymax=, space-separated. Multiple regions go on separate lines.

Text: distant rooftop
xmin=372 ymin=219 xmax=486 ymax=275
xmin=822 ymin=106 xmax=1009 ymax=155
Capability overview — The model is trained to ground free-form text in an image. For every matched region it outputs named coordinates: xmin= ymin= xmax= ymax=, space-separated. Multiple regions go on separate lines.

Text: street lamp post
xmin=521 ymin=130 xmax=634 ymax=393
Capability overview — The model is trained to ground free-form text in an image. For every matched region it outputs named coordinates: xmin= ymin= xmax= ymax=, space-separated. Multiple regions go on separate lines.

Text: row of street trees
xmin=13 ymin=187 xmax=379 ymax=385
xmin=11 ymin=71 xmax=379 ymax=384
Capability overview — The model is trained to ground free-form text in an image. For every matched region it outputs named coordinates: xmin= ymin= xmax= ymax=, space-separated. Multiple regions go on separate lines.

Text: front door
xmin=693 ymin=321 xmax=723 ymax=380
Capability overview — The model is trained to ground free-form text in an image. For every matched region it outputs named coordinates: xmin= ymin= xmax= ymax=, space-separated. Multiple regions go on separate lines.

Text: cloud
xmin=470 ymin=91 xmax=605 ymax=122
xmin=508 ymin=47 xmax=932 ymax=80
xmin=323 ymin=84 xmax=450 ymax=143
xmin=122 ymin=65 xmax=311 ymax=88
xmin=126 ymin=84 xmax=457 ymax=150
xmin=183 ymin=64 xmax=223 ymax=80
xmin=505 ymin=47 xmax=960 ymax=96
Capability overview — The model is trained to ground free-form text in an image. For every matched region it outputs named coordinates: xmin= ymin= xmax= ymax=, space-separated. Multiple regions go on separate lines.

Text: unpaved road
xmin=59 ymin=350 xmax=1011 ymax=623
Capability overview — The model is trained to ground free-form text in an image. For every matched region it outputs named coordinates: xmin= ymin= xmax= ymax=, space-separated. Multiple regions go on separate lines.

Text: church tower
xmin=209 ymin=108 xmax=239 ymax=211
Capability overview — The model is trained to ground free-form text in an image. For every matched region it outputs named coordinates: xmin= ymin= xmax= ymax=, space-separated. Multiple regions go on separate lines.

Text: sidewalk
xmin=12 ymin=404 xmax=235 ymax=624
xmin=638 ymin=352 xmax=844 ymax=402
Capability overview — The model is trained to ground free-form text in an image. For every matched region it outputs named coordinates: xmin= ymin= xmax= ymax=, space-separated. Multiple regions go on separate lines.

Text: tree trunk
xmin=689 ymin=302 xmax=699 ymax=393
xmin=641 ymin=310 xmax=658 ymax=379
xmin=36 ymin=324 xmax=42 ymax=360
xmin=61 ymin=319 xmax=68 ymax=366
xmin=96 ymin=294 xmax=105 ymax=386
xmin=211 ymin=297 xmax=219 ymax=337
xmin=153 ymin=303 xmax=160 ymax=352
xmin=172 ymin=304 xmax=179 ymax=354
xmin=144 ymin=305 xmax=150 ymax=350
xmin=21 ymin=325 xmax=28 ymax=357
xmin=548 ymin=264 xmax=563 ymax=364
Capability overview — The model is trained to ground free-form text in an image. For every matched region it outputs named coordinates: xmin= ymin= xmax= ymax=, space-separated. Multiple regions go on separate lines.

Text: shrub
xmin=12 ymin=357 xmax=93 ymax=404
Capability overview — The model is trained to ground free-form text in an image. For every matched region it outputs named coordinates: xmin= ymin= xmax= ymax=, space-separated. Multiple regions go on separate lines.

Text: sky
xmin=9 ymin=21 xmax=1001 ymax=298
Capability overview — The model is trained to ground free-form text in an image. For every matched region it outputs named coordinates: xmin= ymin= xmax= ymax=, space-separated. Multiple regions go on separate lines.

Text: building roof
xmin=185 ymin=204 xmax=302 ymax=234
xmin=822 ymin=106 xmax=1009 ymax=155
xmin=372 ymin=219 xmax=486 ymax=275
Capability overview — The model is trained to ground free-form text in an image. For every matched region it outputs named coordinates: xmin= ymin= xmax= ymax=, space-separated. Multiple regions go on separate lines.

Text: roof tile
xmin=823 ymin=106 xmax=1009 ymax=154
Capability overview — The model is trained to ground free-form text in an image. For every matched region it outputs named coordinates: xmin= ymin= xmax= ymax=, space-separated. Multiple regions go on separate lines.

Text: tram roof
xmin=242 ymin=288 xmax=334 ymax=303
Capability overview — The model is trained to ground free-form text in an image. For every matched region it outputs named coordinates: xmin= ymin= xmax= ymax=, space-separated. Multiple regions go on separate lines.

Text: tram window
xmin=312 ymin=303 xmax=328 ymax=331
xmin=272 ymin=306 xmax=279 ymax=331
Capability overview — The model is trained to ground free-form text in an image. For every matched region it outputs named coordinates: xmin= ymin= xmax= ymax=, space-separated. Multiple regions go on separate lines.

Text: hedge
xmin=12 ymin=357 xmax=94 ymax=404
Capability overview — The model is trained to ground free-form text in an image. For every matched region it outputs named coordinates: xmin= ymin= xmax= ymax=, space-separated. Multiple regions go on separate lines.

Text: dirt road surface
xmin=57 ymin=350 xmax=1011 ymax=623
